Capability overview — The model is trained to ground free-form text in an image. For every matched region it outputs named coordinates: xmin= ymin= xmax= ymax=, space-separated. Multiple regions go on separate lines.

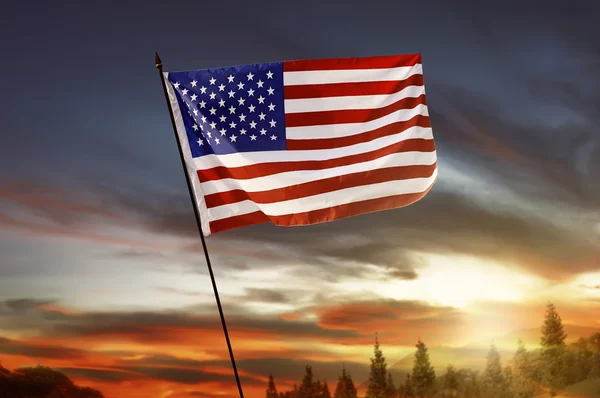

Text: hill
xmin=0 ymin=361 xmax=104 ymax=398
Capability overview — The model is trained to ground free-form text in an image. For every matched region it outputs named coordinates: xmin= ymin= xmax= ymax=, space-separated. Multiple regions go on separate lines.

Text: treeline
xmin=266 ymin=304 xmax=600 ymax=398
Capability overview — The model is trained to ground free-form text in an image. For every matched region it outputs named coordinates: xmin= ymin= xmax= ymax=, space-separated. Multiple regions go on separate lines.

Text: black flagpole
xmin=154 ymin=52 xmax=245 ymax=398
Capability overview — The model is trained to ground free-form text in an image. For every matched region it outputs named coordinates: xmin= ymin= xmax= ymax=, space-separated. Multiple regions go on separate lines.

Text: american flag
xmin=164 ymin=53 xmax=437 ymax=236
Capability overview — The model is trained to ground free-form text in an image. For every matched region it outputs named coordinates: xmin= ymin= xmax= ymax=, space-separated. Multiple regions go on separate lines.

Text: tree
xmin=540 ymin=303 xmax=568 ymax=396
xmin=385 ymin=373 xmax=397 ymax=398
xmin=481 ymin=344 xmax=507 ymax=397
xmin=298 ymin=365 xmax=317 ymax=398
xmin=334 ymin=366 xmax=358 ymax=398
xmin=402 ymin=373 xmax=414 ymax=398
xmin=441 ymin=365 xmax=459 ymax=397
xmin=509 ymin=340 xmax=536 ymax=398
xmin=319 ymin=379 xmax=332 ymax=398
xmin=366 ymin=336 xmax=388 ymax=398
xmin=411 ymin=339 xmax=435 ymax=397
xmin=267 ymin=373 xmax=279 ymax=398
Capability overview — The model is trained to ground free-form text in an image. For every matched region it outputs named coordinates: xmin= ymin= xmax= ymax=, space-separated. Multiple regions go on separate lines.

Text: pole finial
xmin=155 ymin=52 xmax=162 ymax=69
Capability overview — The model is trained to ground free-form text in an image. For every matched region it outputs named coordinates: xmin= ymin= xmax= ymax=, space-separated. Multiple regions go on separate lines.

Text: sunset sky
xmin=1 ymin=1 xmax=600 ymax=397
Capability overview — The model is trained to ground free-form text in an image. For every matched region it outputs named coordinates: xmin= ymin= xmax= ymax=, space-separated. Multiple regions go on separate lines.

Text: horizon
xmin=1 ymin=1 xmax=599 ymax=397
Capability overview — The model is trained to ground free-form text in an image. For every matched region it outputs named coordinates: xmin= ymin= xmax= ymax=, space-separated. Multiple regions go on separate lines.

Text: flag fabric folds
xmin=164 ymin=53 xmax=437 ymax=236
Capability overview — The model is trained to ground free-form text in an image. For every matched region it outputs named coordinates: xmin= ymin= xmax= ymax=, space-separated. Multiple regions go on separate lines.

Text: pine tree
xmin=403 ymin=373 xmax=415 ymax=398
xmin=442 ymin=365 xmax=459 ymax=397
xmin=510 ymin=340 xmax=536 ymax=398
xmin=320 ymin=379 xmax=332 ymax=398
xmin=267 ymin=373 xmax=279 ymax=398
xmin=482 ymin=344 xmax=507 ymax=397
xmin=298 ymin=365 xmax=317 ymax=398
xmin=411 ymin=339 xmax=435 ymax=398
xmin=334 ymin=366 xmax=358 ymax=398
xmin=385 ymin=373 xmax=397 ymax=398
xmin=540 ymin=303 xmax=568 ymax=396
xmin=366 ymin=336 xmax=388 ymax=398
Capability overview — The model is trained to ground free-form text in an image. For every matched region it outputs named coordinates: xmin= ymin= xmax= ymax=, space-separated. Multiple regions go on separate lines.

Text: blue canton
xmin=167 ymin=62 xmax=286 ymax=158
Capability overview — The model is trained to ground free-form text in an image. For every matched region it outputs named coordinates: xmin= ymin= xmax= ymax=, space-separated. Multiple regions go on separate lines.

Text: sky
xmin=1 ymin=1 xmax=600 ymax=397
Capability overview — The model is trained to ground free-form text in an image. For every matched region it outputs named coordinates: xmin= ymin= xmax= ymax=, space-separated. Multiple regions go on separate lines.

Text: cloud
xmin=0 ymin=337 xmax=85 ymax=360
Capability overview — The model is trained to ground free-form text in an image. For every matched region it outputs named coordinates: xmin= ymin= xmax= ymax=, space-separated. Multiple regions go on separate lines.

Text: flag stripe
xmin=284 ymin=84 xmax=425 ymax=113
xmin=200 ymin=150 xmax=437 ymax=196
xmin=207 ymin=169 xmax=437 ymax=221
xmin=193 ymin=125 xmax=433 ymax=170
xmin=204 ymin=163 xmax=437 ymax=208
xmin=283 ymin=53 xmax=421 ymax=72
xmin=287 ymin=114 xmax=431 ymax=150
xmin=285 ymin=94 xmax=427 ymax=128
xmin=283 ymin=73 xmax=425 ymax=100
xmin=283 ymin=64 xmax=422 ymax=86
xmin=197 ymin=138 xmax=435 ymax=182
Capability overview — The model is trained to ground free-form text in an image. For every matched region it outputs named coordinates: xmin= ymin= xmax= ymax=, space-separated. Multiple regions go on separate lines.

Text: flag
xmin=164 ymin=53 xmax=437 ymax=236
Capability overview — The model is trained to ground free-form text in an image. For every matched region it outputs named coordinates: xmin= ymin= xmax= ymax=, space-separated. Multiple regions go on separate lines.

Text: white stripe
xmin=283 ymin=64 xmax=422 ymax=86
xmin=207 ymin=168 xmax=437 ymax=221
xmin=201 ymin=150 xmax=437 ymax=196
xmin=284 ymin=85 xmax=425 ymax=113
xmin=193 ymin=125 xmax=433 ymax=170
xmin=287 ymin=103 xmax=428 ymax=140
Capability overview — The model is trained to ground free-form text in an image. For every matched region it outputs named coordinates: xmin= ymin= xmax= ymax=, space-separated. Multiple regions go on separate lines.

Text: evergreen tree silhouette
xmin=540 ymin=303 xmax=568 ymax=396
xmin=319 ymin=379 xmax=332 ymax=398
xmin=411 ymin=339 xmax=435 ymax=397
xmin=334 ymin=365 xmax=358 ymax=398
xmin=366 ymin=335 xmax=388 ymax=398
xmin=441 ymin=365 xmax=459 ymax=397
xmin=298 ymin=365 xmax=317 ymax=398
xmin=541 ymin=303 xmax=567 ymax=348
xmin=402 ymin=373 xmax=415 ymax=398
xmin=482 ymin=344 xmax=507 ymax=397
xmin=267 ymin=373 xmax=279 ymax=398
xmin=384 ymin=372 xmax=397 ymax=398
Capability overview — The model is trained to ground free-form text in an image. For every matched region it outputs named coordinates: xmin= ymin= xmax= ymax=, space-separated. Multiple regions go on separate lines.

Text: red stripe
xmin=283 ymin=54 xmax=421 ymax=72
xmin=205 ymin=163 xmax=437 ymax=208
xmin=287 ymin=114 xmax=431 ymax=151
xmin=197 ymin=138 xmax=436 ymax=182
xmin=208 ymin=182 xmax=434 ymax=234
xmin=284 ymin=74 xmax=424 ymax=100
xmin=285 ymin=94 xmax=427 ymax=128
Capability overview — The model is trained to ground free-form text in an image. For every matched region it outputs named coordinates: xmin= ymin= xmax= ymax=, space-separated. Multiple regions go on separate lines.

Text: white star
xmin=238 ymin=97 xmax=246 ymax=106
xmin=239 ymin=113 xmax=247 ymax=122
xmin=173 ymin=82 xmax=180 ymax=89
xmin=228 ymin=90 xmax=236 ymax=98
xmin=247 ymin=72 xmax=254 ymax=80
xmin=229 ymin=121 xmax=237 ymax=128
xmin=230 ymin=134 xmax=237 ymax=142
xmin=209 ymin=92 xmax=216 ymax=100
xmin=270 ymin=134 xmax=277 ymax=140
xmin=191 ymin=80 xmax=198 ymax=87
xmin=193 ymin=109 xmax=199 ymax=116
xmin=257 ymin=80 xmax=264 ymax=88
xmin=199 ymin=100 xmax=206 ymax=108
xmin=218 ymin=99 xmax=226 ymax=107
xmin=269 ymin=119 xmax=277 ymax=128
xmin=201 ymin=116 xmax=207 ymax=123
xmin=200 ymin=86 xmax=207 ymax=94
xmin=209 ymin=78 xmax=216 ymax=85
xmin=266 ymin=71 xmax=274 ymax=79
xmin=258 ymin=112 xmax=266 ymax=120
xmin=249 ymin=121 xmax=257 ymax=129
xmin=218 ymin=84 xmax=226 ymax=92
xmin=248 ymin=104 xmax=256 ymax=113
xmin=247 ymin=88 xmax=255 ymax=96
xmin=257 ymin=96 xmax=265 ymax=104
xmin=209 ymin=107 xmax=217 ymax=115
xmin=207 ymin=131 xmax=212 ymax=138
xmin=193 ymin=124 xmax=199 ymax=131
xmin=220 ymin=128 xmax=227 ymax=136
xmin=260 ymin=128 xmax=267 ymax=135
xmin=199 ymin=123 xmax=204 ymax=130
xmin=268 ymin=103 xmax=276 ymax=111
xmin=227 ymin=75 xmax=235 ymax=83
xmin=219 ymin=115 xmax=227 ymax=122
xmin=229 ymin=106 xmax=236 ymax=114
xmin=215 ymin=137 xmax=220 ymax=144
xmin=240 ymin=128 xmax=247 ymax=135
xmin=267 ymin=87 xmax=275 ymax=95
xmin=210 ymin=122 xmax=217 ymax=129
xmin=237 ymin=82 xmax=245 ymax=90
xmin=250 ymin=134 xmax=257 ymax=141
xmin=197 ymin=138 xmax=204 ymax=146
xmin=182 ymin=88 xmax=189 ymax=95
xmin=190 ymin=94 xmax=198 ymax=101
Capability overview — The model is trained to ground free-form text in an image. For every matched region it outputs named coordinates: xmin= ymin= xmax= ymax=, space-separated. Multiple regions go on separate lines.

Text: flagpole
xmin=154 ymin=52 xmax=245 ymax=398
